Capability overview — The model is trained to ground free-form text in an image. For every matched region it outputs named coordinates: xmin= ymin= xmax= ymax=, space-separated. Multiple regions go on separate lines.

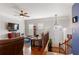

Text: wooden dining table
xmin=30 ymin=36 xmax=42 ymax=47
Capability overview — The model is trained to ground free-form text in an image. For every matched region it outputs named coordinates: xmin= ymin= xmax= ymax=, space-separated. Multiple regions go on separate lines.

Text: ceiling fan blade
xmin=23 ymin=14 xmax=30 ymax=17
xmin=24 ymin=13 xmax=28 ymax=14
xmin=14 ymin=14 xmax=30 ymax=17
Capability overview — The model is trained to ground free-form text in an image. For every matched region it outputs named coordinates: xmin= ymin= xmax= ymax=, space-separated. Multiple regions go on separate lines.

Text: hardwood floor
xmin=47 ymin=52 xmax=63 ymax=55
xmin=51 ymin=47 xmax=65 ymax=54
xmin=32 ymin=47 xmax=65 ymax=55
xmin=32 ymin=47 xmax=44 ymax=55
xmin=46 ymin=47 xmax=65 ymax=55
xmin=23 ymin=45 xmax=68 ymax=55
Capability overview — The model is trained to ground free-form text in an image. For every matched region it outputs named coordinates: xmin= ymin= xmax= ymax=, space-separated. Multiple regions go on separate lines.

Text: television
xmin=7 ymin=23 xmax=19 ymax=31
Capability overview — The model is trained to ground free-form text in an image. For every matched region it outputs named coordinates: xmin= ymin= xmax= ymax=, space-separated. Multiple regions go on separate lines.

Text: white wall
xmin=25 ymin=16 xmax=72 ymax=46
xmin=0 ymin=15 xmax=25 ymax=39
xmin=25 ymin=16 xmax=72 ymax=34
xmin=25 ymin=17 xmax=54 ymax=36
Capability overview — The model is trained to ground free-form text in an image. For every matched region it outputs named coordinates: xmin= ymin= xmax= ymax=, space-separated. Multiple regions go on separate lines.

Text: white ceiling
xmin=0 ymin=3 xmax=73 ymax=20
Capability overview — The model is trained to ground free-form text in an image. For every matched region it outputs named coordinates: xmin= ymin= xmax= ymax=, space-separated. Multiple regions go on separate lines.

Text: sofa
xmin=0 ymin=37 xmax=24 ymax=55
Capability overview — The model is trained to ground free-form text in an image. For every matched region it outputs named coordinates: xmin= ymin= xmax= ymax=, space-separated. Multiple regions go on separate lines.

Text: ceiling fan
xmin=19 ymin=10 xmax=30 ymax=17
xmin=11 ymin=4 xmax=30 ymax=17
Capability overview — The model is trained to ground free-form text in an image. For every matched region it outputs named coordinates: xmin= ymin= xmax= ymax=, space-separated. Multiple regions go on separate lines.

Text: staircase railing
xmin=59 ymin=34 xmax=72 ymax=54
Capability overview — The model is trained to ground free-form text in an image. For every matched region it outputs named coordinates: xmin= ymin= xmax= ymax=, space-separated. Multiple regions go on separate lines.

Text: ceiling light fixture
xmin=54 ymin=14 xmax=62 ymax=30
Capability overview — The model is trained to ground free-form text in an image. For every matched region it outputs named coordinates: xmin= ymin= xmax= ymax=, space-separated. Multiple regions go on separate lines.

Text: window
xmin=28 ymin=24 xmax=34 ymax=35
xmin=29 ymin=24 xmax=34 ymax=29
